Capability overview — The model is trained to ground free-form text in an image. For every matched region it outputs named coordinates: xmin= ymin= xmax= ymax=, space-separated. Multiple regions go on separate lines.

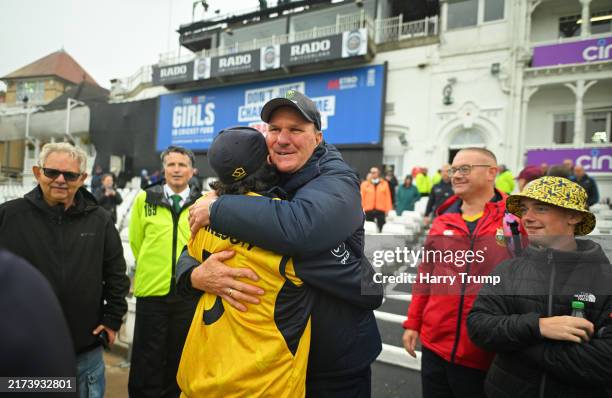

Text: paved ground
xmin=104 ymin=351 xmax=129 ymax=398
xmin=104 ymin=233 xmax=427 ymax=397
xmin=104 ymin=356 xmax=421 ymax=398
xmin=372 ymin=362 xmax=421 ymax=398
xmin=104 ymin=326 xmax=422 ymax=398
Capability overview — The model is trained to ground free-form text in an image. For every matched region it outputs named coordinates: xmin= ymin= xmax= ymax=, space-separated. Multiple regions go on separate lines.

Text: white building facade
xmin=379 ymin=0 xmax=612 ymax=199
xmin=110 ymin=0 xmax=611 ymax=199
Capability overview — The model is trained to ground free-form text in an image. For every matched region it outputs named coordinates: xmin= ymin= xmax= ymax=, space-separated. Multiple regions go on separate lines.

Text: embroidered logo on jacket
xmin=331 ymin=242 xmax=350 ymax=264
xmin=495 ymin=227 xmax=506 ymax=247
xmin=574 ymin=292 xmax=597 ymax=303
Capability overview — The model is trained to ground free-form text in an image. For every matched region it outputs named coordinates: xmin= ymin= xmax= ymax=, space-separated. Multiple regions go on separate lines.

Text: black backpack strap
xmin=508 ymin=220 xmax=523 ymax=257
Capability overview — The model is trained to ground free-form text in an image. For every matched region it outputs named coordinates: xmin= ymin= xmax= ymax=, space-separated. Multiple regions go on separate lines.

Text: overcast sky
xmin=0 ymin=0 xmax=256 ymax=90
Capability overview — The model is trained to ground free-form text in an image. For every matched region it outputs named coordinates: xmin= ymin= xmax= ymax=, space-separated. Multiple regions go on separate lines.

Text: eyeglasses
xmin=449 ymin=165 xmax=492 ymax=176
xmin=517 ymin=204 xmax=552 ymax=217
xmin=42 ymin=168 xmax=82 ymax=182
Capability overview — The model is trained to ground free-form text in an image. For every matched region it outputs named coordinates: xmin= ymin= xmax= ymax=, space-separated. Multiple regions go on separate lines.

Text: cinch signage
xmin=583 ymin=38 xmax=612 ymax=61
xmin=527 ymin=147 xmax=612 ymax=173
xmin=532 ymin=35 xmax=612 ymax=67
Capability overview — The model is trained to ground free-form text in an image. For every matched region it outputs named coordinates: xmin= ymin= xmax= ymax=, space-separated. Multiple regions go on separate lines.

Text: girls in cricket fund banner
xmin=156 ymin=64 xmax=385 ymax=151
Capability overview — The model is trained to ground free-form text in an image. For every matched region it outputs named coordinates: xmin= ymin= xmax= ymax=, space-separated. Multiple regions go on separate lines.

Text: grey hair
xmin=39 ymin=143 xmax=88 ymax=173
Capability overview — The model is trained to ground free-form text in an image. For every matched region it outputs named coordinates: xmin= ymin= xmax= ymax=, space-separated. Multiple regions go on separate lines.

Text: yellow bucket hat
xmin=506 ymin=176 xmax=596 ymax=236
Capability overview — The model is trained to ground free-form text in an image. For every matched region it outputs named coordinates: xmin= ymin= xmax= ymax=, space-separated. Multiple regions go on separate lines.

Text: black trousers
xmin=128 ymin=293 xmax=197 ymax=398
xmin=421 ymin=347 xmax=486 ymax=398
xmin=306 ymin=366 xmax=372 ymax=398
xmin=365 ymin=210 xmax=386 ymax=232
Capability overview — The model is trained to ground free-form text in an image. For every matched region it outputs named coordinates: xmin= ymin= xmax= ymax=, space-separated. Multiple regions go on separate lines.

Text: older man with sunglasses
xmin=0 ymin=142 xmax=129 ymax=398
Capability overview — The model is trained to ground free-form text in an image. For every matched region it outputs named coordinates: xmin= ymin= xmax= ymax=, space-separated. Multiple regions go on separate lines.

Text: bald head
xmin=457 ymin=147 xmax=498 ymax=165
xmin=440 ymin=164 xmax=451 ymax=181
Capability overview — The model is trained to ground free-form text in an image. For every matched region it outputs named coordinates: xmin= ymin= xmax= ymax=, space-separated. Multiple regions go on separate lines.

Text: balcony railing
xmin=530 ymin=31 xmax=612 ymax=47
xmin=162 ymin=12 xmax=438 ymax=65
xmin=190 ymin=0 xmax=316 ymax=25
xmin=110 ymin=65 xmax=154 ymax=98
xmin=375 ymin=15 xmax=438 ymax=44
xmin=161 ymin=10 xmax=375 ymax=63
xmin=117 ymin=12 xmax=439 ymax=93
xmin=125 ymin=65 xmax=154 ymax=89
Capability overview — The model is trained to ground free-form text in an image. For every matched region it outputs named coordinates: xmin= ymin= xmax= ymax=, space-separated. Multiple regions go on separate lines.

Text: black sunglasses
xmin=42 ymin=168 xmax=82 ymax=182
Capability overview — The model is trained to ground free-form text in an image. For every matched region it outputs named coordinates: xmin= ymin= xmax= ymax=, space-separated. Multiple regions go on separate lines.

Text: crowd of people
xmin=361 ymin=157 xmax=602 ymax=233
xmin=397 ymin=149 xmax=611 ymax=398
xmin=0 ymin=90 xmax=610 ymax=398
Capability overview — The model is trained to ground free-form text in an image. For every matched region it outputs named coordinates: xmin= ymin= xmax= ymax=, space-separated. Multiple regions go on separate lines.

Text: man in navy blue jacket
xmin=177 ymin=90 xmax=382 ymax=397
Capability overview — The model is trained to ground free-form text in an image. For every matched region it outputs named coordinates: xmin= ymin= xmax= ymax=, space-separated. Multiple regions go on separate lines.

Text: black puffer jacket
xmin=467 ymin=240 xmax=612 ymax=398
xmin=0 ymin=187 xmax=130 ymax=354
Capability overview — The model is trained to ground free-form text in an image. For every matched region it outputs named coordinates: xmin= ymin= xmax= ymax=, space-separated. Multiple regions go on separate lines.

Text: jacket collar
xmin=524 ymin=239 xmax=608 ymax=265
xmin=437 ymin=189 xmax=506 ymax=216
xmin=145 ymin=180 xmax=201 ymax=207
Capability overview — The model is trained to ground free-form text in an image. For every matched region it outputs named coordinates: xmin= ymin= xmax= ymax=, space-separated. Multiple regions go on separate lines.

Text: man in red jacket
xmin=402 ymin=147 xmax=525 ymax=398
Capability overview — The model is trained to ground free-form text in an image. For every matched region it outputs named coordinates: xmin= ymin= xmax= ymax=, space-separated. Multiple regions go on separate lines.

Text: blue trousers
xmin=76 ymin=345 xmax=105 ymax=398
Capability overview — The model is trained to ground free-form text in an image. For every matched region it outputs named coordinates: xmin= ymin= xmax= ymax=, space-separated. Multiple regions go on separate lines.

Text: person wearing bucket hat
xmin=179 ymin=91 xmax=383 ymax=396
xmin=468 ymin=176 xmax=612 ymax=397
xmin=505 ymin=176 xmax=596 ymax=239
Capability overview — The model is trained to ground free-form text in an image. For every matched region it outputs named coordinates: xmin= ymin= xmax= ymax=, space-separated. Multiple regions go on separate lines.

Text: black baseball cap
xmin=260 ymin=90 xmax=322 ymax=131
xmin=208 ymin=126 xmax=269 ymax=184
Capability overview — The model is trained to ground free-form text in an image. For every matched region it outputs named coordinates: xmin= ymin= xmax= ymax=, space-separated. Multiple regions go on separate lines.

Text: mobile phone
xmin=98 ymin=330 xmax=110 ymax=351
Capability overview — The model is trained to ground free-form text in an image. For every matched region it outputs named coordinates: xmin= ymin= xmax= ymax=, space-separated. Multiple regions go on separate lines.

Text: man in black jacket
xmin=0 ymin=142 xmax=129 ymax=398
xmin=424 ymin=163 xmax=453 ymax=225
xmin=93 ymin=173 xmax=123 ymax=223
xmin=180 ymin=90 xmax=383 ymax=397
xmin=467 ymin=176 xmax=612 ymax=397
xmin=571 ymin=165 xmax=599 ymax=207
